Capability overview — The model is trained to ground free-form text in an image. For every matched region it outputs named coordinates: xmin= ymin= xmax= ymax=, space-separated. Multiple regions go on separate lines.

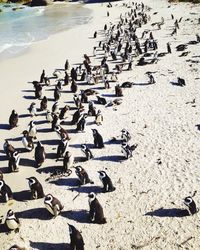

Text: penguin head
xmin=12 ymin=110 xmax=16 ymax=115
xmin=22 ymin=130 xmax=29 ymax=136
xmin=44 ymin=194 xmax=53 ymax=203
xmin=75 ymin=166 xmax=83 ymax=172
xmin=98 ymin=171 xmax=107 ymax=179
xmin=97 ymin=109 xmax=101 ymax=114
xmin=121 ymin=142 xmax=127 ymax=148
xmin=81 ymin=144 xmax=87 ymax=151
xmin=92 ymin=129 xmax=98 ymax=135
xmin=88 ymin=192 xmax=96 ymax=202
xmin=9 ymin=245 xmax=22 ymax=250
xmin=121 ymin=129 xmax=127 ymax=134
xmin=27 ymin=177 xmax=37 ymax=186
xmin=7 ymin=209 xmax=14 ymax=218
xmin=183 ymin=196 xmax=193 ymax=207
xmin=55 ymin=125 xmax=61 ymax=133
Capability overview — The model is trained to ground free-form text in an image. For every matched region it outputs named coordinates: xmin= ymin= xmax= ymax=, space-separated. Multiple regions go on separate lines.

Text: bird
xmin=9 ymin=110 xmax=18 ymax=129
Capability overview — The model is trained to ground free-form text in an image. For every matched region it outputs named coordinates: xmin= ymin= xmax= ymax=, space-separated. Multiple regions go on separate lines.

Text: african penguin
xmin=81 ymin=144 xmax=94 ymax=160
xmin=55 ymin=125 xmax=70 ymax=140
xmin=56 ymin=138 xmax=69 ymax=160
xmin=28 ymin=121 xmax=37 ymax=139
xmin=9 ymin=245 xmax=26 ymax=250
xmin=68 ymin=224 xmax=85 ymax=250
xmin=75 ymin=166 xmax=94 ymax=185
xmin=3 ymin=140 xmax=15 ymax=158
xmin=34 ymin=141 xmax=45 ymax=167
xmin=88 ymin=192 xmax=106 ymax=224
xmin=76 ymin=114 xmax=87 ymax=132
xmin=121 ymin=142 xmax=137 ymax=159
xmin=27 ymin=177 xmax=44 ymax=199
xmin=46 ymin=110 xmax=54 ymax=123
xmin=9 ymin=110 xmax=18 ymax=129
xmin=44 ymin=194 xmax=64 ymax=217
xmin=5 ymin=209 xmax=20 ymax=233
xmin=21 ymin=130 xmax=34 ymax=151
xmin=40 ymin=96 xmax=48 ymax=111
xmin=63 ymin=151 xmax=74 ymax=171
xmin=121 ymin=129 xmax=131 ymax=142
xmin=0 ymin=180 xmax=13 ymax=202
xmin=183 ymin=196 xmax=198 ymax=215
xmin=8 ymin=151 xmax=20 ymax=172
xmin=98 ymin=171 xmax=115 ymax=193
xmin=92 ymin=129 xmax=104 ymax=148
xmin=29 ymin=102 xmax=37 ymax=117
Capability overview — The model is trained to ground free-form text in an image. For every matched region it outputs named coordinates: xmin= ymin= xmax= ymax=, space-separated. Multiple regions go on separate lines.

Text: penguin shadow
xmin=145 ymin=207 xmax=189 ymax=218
xmin=37 ymin=128 xmax=52 ymax=133
xmin=61 ymin=209 xmax=89 ymax=223
xmin=49 ymin=178 xmax=78 ymax=187
xmin=0 ymin=124 xmax=10 ymax=130
xmin=102 ymin=93 xmax=116 ymax=97
xmin=69 ymin=185 xmax=102 ymax=194
xmin=17 ymin=207 xmax=52 ymax=220
xmin=0 ymin=223 xmax=9 ymax=234
xmin=132 ymin=82 xmax=154 ymax=86
xmin=29 ymin=241 xmax=70 ymax=250
xmin=0 ymin=154 xmax=8 ymax=161
xmin=14 ymin=190 xmax=30 ymax=202
xmin=18 ymin=114 xmax=30 ymax=118
xmin=170 ymin=81 xmax=184 ymax=87
xmin=74 ymin=156 xmax=87 ymax=163
xmin=21 ymin=89 xmax=35 ymax=93
xmin=23 ymin=95 xmax=36 ymax=100
xmin=36 ymin=166 xmax=61 ymax=174
xmin=41 ymin=139 xmax=59 ymax=146
xmin=20 ymin=158 xmax=35 ymax=168
xmin=0 ymin=166 xmax=9 ymax=173
xmin=35 ymin=120 xmax=47 ymax=126
xmin=105 ymin=138 xmax=122 ymax=145
xmin=94 ymin=155 xmax=124 ymax=162
xmin=46 ymin=152 xmax=56 ymax=160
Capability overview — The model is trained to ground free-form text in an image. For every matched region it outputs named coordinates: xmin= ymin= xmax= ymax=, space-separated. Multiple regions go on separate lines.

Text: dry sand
xmin=0 ymin=0 xmax=200 ymax=249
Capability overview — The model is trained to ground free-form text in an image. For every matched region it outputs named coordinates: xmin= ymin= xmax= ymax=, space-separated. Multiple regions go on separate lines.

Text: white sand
xmin=0 ymin=0 xmax=200 ymax=249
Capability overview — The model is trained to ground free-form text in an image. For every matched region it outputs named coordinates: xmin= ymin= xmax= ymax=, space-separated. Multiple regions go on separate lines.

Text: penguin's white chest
xmin=29 ymin=127 xmax=37 ymax=137
xmin=22 ymin=137 xmax=28 ymax=148
xmin=6 ymin=219 xmax=19 ymax=230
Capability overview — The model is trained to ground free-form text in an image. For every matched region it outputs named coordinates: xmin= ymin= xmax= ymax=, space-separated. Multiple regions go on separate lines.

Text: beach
xmin=0 ymin=0 xmax=200 ymax=249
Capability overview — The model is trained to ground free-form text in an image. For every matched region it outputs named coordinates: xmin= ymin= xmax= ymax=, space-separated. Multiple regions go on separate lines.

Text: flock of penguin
xmin=1 ymin=1 xmax=200 ymax=249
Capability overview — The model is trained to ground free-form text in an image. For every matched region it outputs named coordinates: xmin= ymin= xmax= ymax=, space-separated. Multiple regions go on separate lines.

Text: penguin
xmin=9 ymin=110 xmax=18 ymax=129
xmin=64 ymin=71 xmax=69 ymax=85
xmin=71 ymin=109 xmax=83 ymax=125
xmin=148 ymin=74 xmax=155 ymax=84
xmin=71 ymin=80 xmax=78 ymax=93
xmin=95 ymin=110 xmax=103 ymax=126
xmin=98 ymin=171 xmax=115 ymax=193
xmin=63 ymin=151 xmax=74 ymax=171
xmin=33 ymin=81 xmax=42 ymax=99
xmin=121 ymin=142 xmax=137 ymax=159
xmin=88 ymin=192 xmax=106 ymax=224
xmin=92 ymin=129 xmax=104 ymax=148
xmin=75 ymin=166 xmax=93 ymax=185
xmin=3 ymin=140 xmax=15 ymax=158
xmin=44 ymin=194 xmax=64 ymax=217
xmin=40 ymin=69 xmax=45 ymax=83
xmin=65 ymin=59 xmax=69 ymax=71
xmin=52 ymin=101 xmax=59 ymax=114
xmin=29 ymin=102 xmax=37 ymax=117
xmin=21 ymin=130 xmax=34 ymax=151
xmin=34 ymin=141 xmax=45 ymax=167
xmin=28 ymin=121 xmax=37 ymax=139
xmin=68 ymin=224 xmax=85 ymax=250
xmin=177 ymin=77 xmax=186 ymax=86
xmin=56 ymin=138 xmax=69 ymax=160
xmin=51 ymin=114 xmax=61 ymax=131
xmin=46 ymin=110 xmax=54 ymax=123
xmin=121 ymin=129 xmax=131 ymax=142
xmin=59 ymin=105 xmax=69 ymax=120
xmin=74 ymin=94 xmax=81 ymax=108
xmin=55 ymin=125 xmax=70 ymax=140
xmin=81 ymin=144 xmax=94 ymax=160
xmin=54 ymin=86 xmax=61 ymax=101
xmin=8 ymin=151 xmax=20 ymax=172
xmin=5 ymin=209 xmax=20 ymax=233
xmin=76 ymin=114 xmax=87 ymax=132
xmin=115 ymin=84 xmax=123 ymax=97
xmin=40 ymin=96 xmax=48 ymax=111
xmin=88 ymin=101 xmax=96 ymax=116
xmin=93 ymin=31 xmax=97 ymax=38
xmin=183 ymin=196 xmax=198 ymax=215
xmin=0 ymin=180 xmax=13 ymax=202
xmin=27 ymin=177 xmax=44 ymax=199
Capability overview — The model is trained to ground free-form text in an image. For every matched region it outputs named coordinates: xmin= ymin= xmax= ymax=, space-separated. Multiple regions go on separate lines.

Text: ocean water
xmin=0 ymin=2 xmax=92 ymax=60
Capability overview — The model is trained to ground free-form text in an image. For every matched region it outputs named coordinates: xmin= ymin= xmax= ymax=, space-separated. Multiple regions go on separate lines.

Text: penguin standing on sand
xmin=52 ymin=101 xmax=59 ymax=114
xmin=76 ymin=114 xmax=87 ymax=132
xmin=28 ymin=121 xmax=37 ymax=139
xmin=75 ymin=166 xmax=93 ymax=185
xmin=115 ymin=84 xmax=123 ymax=97
xmin=183 ymin=196 xmax=198 ymax=215
xmin=8 ymin=151 xmax=20 ymax=172
xmin=98 ymin=171 xmax=115 ymax=193
xmin=55 ymin=125 xmax=70 ymax=140
xmin=56 ymin=138 xmax=69 ymax=160
xmin=21 ymin=130 xmax=34 ymax=151
xmin=121 ymin=129 xmax=131 ymax=142
xmin=29 ymin=102 xmax=37 ymax=117
xmin=4 ymin=140 xmax=15 ymax=158
xmin=92 ymin=129 xmax=104 ymax=148
xmin=44 ymin=194 xmax=64 ymax=217
xmin=40 ymin=96 xmax=48 ymax=111
xmin=40 ymin=69 xmax=45 ymax=83
xmin=121 ymin=142 xmax=137 ymax=159
xmin=27 ymin=177 xmax=44 ymax=199
xmin=33 ymin=81 xmax=42 ymax=99
xmin=9 ymin=110 xmax=18 ymax=129
xmin=59 ymin=105 xmax=69 ymax=120
xmin=51 ymin=114 xmax=60 ymax=131
xmin=63 ymin=151 xmax=74 ymax=171
xmin=68 ymin=224 xmax=85 ymax=250
xmin=54 ymin=86 xmax=61 ymax=102
xmin=5 ymin=209 xmax=20 ymax=233
xmin=95 ymin=110 xmax=103 ymax=126
xmin=46 ymin=110 xmax=54 ymax=123
xmin=34 ymin=141 xmax=45 ymax=167
xmin=88 ymin=192 xmax=106 ymax=224
xmin=0 ymin=180 xmax=13 ymax=202
xmin=81 ymin=144 xmax=94 ymax=160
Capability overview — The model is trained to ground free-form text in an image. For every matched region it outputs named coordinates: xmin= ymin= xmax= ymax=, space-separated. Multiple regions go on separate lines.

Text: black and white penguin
xmin=40 ymin=96 xmax=48 ymax=111
xmin=55 ymin=125 xmax=70 ymax=140
xmin=51 ymin=114 xmax=61 ymax=131
xmin=0 ymin=180 xmax=13 ymax=202
xmin=46 ymin=110 xmax=54 ymax=123
xmin=81 ymin=144 xmax=94 ymax=160
xmin=29 ymin=102 xmax=37 ymax=117
xmin=88 ymin=101 xmax=96 ymax=116
xmin=5 ymin=209 xmax=20 ymax=233
xmin=96 ymin=95 xmax=107 ymax=105
xmin=75 ymin=166 xmax=93 ymax=185
xmin=21 ymin=130 xmax=34 ymax=151
xmin=115 ymin=84 xmax=123 ymax=97
xmin=59 ymin=105 xmax=69 ymax=120
xmin=71 ymin=80 xmax=78 ymax=93
xmin=65 ymin=59 xmax=69 ymax=71
xmin=121 ymin=129 xmax=131 ymax=142
xmin=68 ymin=224 xmax=85 ymax=250
xmin=52 ymin=101 xmax=59 ymax=114
xmin=63 ymin=151 xmax=74 ymax=171
xmin=56 ymin=138 xmax=69 ymax=160
xmin=3 ymin=140 xmax=15 ymax=158
xmin=76 ymin=114 xmax=87 ymax=132
xmin=28 ymin=121 xmax=37 ymax=139
xmin=8 ymin=151 xmax=20 ymax=172
xmin=44 ymin=194 xmax=64 ymax=217
xmin=27 ymin=177 xmax=44 ymax=199
xmin=92 ymin=129 xmax=104 ymax=148
xmin=33 ymin=81 xmax=42 ymax=99
xmin=98 ymin=171 xmax=115 ymax=193
xmin=9 ymin=110 xmax=18 ymax=129
xmin=34 ymin=141 xmax=45 ymax=167
xmin=40 ymin=69 xmax=45 ymax=83
xmin=95 ymin=110 xmax=103 ymax=126
xmin=88 ymin=192 xmax=106 ymax=224
xmin=54 ymin=86 xmax=61 ymax=101
xmin=121 ymin=142 xmax=137 ymax=159
xmin=183 ymin=196 xmax=198 ymax=215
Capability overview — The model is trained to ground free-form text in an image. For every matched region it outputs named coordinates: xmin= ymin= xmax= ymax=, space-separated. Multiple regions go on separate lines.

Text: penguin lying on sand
xmin=0 ymin=180 xmax=13 ymax=202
